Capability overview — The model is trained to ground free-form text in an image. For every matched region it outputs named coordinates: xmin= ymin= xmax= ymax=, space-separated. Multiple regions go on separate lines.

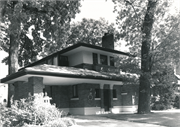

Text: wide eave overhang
xmin=0 ymin=65 xmax=129 ymax=85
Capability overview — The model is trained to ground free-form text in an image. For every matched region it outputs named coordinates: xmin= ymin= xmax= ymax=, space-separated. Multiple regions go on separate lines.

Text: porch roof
xmin=0 ymin=64 xmax=138 ymax=85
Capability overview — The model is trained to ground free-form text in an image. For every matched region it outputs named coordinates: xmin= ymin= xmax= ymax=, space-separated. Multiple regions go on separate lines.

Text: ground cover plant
xmin=0 ymin=94 xmax=75 ymax=127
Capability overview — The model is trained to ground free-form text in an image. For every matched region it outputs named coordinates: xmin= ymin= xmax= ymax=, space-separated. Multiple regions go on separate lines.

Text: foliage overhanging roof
xmin=1 ymin=64 xmax=138 ymax=83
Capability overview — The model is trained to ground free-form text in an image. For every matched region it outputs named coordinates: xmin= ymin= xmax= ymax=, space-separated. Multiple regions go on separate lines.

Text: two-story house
xmin=0 ymin=33 xmax=139 ymax=115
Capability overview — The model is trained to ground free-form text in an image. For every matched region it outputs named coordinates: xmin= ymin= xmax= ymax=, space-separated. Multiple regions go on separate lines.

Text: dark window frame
xmin=100 ymin=54 xmax=108 ymax=65
xmin=110 ymin=56 xmax=114 ymax=66
xmin=72 ymin=85 xmax=78 ymax=98
xmin=93 ymin=53 xmax=98 ymax=65
xmin=113 ymin=89 xmax=117 ymax=98
xmin=95 ymin=89 xmax=100 ymax=98
xmin=58 ymin=55 xmax=69 ymax=66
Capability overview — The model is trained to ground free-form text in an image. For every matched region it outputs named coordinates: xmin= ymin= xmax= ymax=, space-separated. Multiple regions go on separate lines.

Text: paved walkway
xmin=73 ymin=115 xmax=165 ymax=127
xmin=73 ymin=109 xmax=180 ymax=127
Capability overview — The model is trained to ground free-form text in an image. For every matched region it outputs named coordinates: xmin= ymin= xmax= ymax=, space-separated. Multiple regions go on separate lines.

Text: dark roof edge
xmin=20 ymin=43 xmax=134 ymax=70
xmin=0 ymin=70 xmax=27 ymax=83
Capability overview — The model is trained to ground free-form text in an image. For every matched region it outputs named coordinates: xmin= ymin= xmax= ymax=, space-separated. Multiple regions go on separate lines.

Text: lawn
xmin=101 ymin=110 xmax=180 ymax=127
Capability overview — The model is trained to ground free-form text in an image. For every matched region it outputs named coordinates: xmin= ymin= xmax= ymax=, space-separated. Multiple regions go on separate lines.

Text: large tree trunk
xmin=7 ymin=34 xmax=19 ymax=107
xmin=138 ymin=0 xmax=157 ymax=114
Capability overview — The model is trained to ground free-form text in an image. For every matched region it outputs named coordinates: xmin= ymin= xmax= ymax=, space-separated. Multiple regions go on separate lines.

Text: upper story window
xmin=58 ymin=55 xmax=68 ymax=66
xmin=110 ymin=56 xmax=114 ymax=66
xmin=100 ymin=55 xmax=108 ymax=65
xmin=93 ymin=53 xmax=98 ymax=65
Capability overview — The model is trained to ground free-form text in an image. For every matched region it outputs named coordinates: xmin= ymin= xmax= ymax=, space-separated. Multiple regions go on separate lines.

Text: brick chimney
xmin=102 ymin=33 xmax=114 ymax=50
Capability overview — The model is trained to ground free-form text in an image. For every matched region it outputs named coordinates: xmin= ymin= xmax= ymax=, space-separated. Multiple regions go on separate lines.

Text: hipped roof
xmin=1 ymin=64 xmax=138 ymax=85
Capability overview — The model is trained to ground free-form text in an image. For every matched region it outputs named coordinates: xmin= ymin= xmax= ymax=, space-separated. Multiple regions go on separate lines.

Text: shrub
xmin=0 ymin=94 xmax=75 ymax=127
xmin=151 ymin=94 xmax=174 ymax=110
xmin=173 ymin=96 xmax=179 ymax=108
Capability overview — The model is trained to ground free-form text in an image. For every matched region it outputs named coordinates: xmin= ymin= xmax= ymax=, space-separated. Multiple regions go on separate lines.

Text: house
xmin=0 ymin=33 xmax=139 ymax=115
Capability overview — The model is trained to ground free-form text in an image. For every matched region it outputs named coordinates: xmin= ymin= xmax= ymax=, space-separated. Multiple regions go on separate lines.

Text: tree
xmin=1 ymin=18 xmax=121 ymax=65
xmin=40 ymin=18 xmax=122 ymax=56
xmin=113 ymin=0 xmax=180 ymax=113
xmin=151 ymin=66 xmax=177 ymax=110
xmin=0 ymin=0 xmax=81 ymax=107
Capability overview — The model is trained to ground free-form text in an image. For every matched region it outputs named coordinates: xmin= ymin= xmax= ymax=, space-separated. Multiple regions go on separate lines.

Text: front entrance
xmin=103 ymin=89 xmax=110 ymax=111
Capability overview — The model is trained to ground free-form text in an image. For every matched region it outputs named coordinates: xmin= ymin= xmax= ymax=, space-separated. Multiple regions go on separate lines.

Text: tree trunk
xmin=138 ymin=0 xmax=157 ymax=114
xmin=7 ymin=34 xmax=19 ymax=107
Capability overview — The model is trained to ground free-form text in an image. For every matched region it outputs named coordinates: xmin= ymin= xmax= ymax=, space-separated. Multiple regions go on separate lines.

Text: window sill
xmin=71 ymin=98 xmax=79 ymax=100
xmin=121 ymin=93 xmax=127 ymax=95
xmin=95 ymin=98 xmax=101 ymax=100
xmin=113 ymin=98 xmax=118 ymax=100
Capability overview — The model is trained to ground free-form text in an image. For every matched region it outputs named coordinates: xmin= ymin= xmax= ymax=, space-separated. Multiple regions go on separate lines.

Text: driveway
xmin=73 ymin=109 xmax=180 ymax=127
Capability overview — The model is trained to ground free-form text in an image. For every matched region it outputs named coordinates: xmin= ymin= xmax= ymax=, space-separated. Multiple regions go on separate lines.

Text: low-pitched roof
xmin=21 ymin=43 xmax=133 ymax=69
xmin=1 ymin=64 xmax=138 ymax=85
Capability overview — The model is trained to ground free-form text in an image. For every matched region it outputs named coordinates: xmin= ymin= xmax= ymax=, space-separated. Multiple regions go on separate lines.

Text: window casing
xmin=100 ymin=55 xmax=108 ymax=65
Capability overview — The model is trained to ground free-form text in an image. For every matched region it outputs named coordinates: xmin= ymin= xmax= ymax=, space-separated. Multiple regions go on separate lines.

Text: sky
xmin=0 ymin=0 xmax=180 ymax=82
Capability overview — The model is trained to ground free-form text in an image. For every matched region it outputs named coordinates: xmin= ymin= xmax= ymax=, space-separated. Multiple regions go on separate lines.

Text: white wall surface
xmin=82 ymin=51 xmax=92 ymax=64
xmin=68 ymin=50 xmax=122 ymax=67
xmin=68 ymin=51 xmax=84 ymax=66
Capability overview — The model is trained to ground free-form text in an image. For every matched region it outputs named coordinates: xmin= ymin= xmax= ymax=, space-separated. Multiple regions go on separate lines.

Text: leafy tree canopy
xmin=1 ymin=17 xmax=121 ymax=67
xmin=0 ymin=0 xmax=81 ymax=67
xmin=113 ymin=0 xmax=180 ymax=68
xmin=41 ymin=18 xmax=122 ymax=56
xmin=113 ymin=0 xmax=180 ymax=113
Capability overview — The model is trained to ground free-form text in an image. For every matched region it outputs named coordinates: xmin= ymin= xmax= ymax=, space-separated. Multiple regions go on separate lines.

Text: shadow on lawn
xmin=101 ymin=111 xmax=180 ymax=127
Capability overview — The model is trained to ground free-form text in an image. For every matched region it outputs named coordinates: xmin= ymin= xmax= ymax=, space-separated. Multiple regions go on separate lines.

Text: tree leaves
xmin=113 ymin=0 xmax=180 ymax=76
xmin=0 ymin=0 xmax=81 ymax=67
xmin=40 ymin=18 xmax=121 ymax=57
xmin=113 ymin=0 xmax=179 ymax=113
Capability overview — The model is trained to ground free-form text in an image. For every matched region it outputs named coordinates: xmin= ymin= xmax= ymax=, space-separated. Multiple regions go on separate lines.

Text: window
xmin=59 ymin=55 xmax=69 ymax=66
xmin=110 ymin=56 xmax=114 ymax=66
xmin=113 ymin=89 xmax=117 ymax=98
xmin=72 ymin=85 xmax=78 ymax=98
xmin=100 ymin=55 xmax=108 ymax=65
xmin=93 ymin=53 xmax=98 ymax=65
xmin=95 ymin=89 xmax=100 ymax=98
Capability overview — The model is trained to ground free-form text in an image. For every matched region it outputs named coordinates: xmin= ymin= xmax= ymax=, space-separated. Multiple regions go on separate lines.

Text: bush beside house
xmin=0 ymin=94 xmax=75 ymax=127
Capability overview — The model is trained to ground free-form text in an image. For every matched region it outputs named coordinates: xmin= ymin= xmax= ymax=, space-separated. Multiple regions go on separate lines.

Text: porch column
xmin=100 ymin=83 xmax=104 ymax=112
xmin=14 ymin=81 xmax=24 ymax=100
xmin=28 ymin=77 xmax=44 ymax=96
xmin=109 ymin=84 xmax=114 ymax=112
